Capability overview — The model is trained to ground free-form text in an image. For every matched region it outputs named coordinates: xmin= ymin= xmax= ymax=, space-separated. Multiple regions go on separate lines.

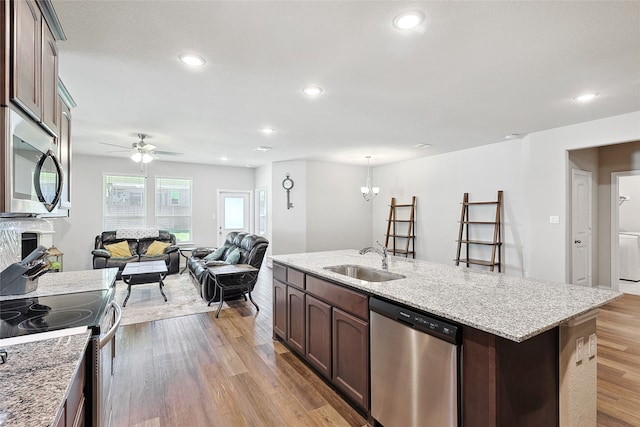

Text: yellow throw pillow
xmin=146 ymin=240 xmax=171 ymax=256
xmin=104 ymin=241 xmax=132 ymax=258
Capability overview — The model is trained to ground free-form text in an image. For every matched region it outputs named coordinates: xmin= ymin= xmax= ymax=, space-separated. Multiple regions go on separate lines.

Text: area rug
xmin=113 ymin=272 xmax=221 ymax=326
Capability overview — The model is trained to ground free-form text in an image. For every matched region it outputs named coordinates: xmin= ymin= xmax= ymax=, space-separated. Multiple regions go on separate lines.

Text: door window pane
xmin=224 ymin=197 xmax=244 ymax=229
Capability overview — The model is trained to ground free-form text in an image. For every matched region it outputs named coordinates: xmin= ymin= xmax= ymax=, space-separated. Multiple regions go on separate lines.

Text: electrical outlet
xmin=576 ymin=337 xmax=584 ymax=363
xmin=589 ymin=334 xmax=597 ymax=358
xmin=550 ymin=215 xmax=560 ymax=224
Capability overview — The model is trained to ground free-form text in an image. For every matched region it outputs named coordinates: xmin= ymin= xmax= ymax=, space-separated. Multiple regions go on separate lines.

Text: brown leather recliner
xmin=92 ymin=230 xmax=180 ymax=279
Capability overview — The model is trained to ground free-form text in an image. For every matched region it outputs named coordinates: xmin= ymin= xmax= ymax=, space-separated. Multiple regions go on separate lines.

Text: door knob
xmin=574 ymin=240 xmax=581 ymax=244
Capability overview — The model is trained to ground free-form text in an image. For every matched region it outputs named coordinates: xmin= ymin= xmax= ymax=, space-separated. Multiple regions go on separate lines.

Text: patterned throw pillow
xmin=225 ymin=248 xmax=241 ymax=265
xmin=104 ymin=241 xmax=132 ymax=258
xmin=204 ymin=246 xmax=226 ymax=261
xmin=146 ymin=240 xmax=171 ymax=256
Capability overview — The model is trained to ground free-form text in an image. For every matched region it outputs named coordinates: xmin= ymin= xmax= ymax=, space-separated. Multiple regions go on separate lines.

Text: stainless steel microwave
xmin=1 ymin=107 xmax=64 ymax=216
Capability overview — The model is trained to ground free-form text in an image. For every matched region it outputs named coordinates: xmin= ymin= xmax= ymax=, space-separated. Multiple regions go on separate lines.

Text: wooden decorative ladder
xmin=455 ymin=190 xmax=503 ymax=272
xmin=385 ymin=196 xmax=416 ymax=258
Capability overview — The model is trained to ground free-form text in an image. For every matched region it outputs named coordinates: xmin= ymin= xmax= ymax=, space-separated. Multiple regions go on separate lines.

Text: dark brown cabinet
xmin=5 ymin=0 xmax=63 ymax=136
xmin=273 ymin=279 xmax=287 ymax=339
xmin=41 ymin=19 xmax=59 ymax=134
xmin=11 ymin=0 xmax=42 ymax=120
xmin=57 ymin=96 xmax=71 ymax=209
xmin=273 ymin=262 xmax=370 ymax=412
xmin=286 ymin=285 xmax=305 ymax=355
xmin=332 ymin=308 xmax=369 ymax=410
xmin=305 ymin=295 xmax=331 ymax=378
xmin=52 ymin=352 xmax=86 ymax=427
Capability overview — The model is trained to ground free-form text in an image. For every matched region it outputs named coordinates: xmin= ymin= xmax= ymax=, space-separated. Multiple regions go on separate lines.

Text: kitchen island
xmin=0 ymin=268 xmax=118 ymax=427
xmin=271 ymin=250 xmax=621 ymax=426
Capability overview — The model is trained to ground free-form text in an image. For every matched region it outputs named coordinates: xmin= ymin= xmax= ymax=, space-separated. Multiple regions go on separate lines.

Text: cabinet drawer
xmin=273 ymin=263 xmax=287 ymax=282
xmin=287 ymin=268 xmax=305 ymax=290
xmin=306 ymin=275 xmax=368 ymax=320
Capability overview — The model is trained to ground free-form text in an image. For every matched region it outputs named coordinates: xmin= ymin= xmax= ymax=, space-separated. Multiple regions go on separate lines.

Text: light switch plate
xmin=550 ymin=215 xmax=560 ymax=224
xmin=588 ymin=333 xmax=597 ymax=358
xmin=576 ymin=337 xmax=584 ymax=363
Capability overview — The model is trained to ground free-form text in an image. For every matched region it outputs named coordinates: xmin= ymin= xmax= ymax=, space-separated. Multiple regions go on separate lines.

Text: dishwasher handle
xmin=99 ymin=301 xmax=122 ymax=349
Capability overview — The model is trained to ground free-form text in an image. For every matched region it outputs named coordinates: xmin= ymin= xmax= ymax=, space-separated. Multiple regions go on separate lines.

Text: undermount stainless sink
xmin=323 ymin=265 xmax=405 ymax=282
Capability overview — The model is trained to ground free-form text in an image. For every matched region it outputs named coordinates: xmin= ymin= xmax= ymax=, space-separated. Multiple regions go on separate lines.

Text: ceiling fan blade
xmin=153 ymin=150 xmax=184 ymax=156
xmin=99 ymin=141 xmax=131 ymax=149
xmin=140 ymin=143 xmax=157 ymax=151
xmin=106 ymin=150 xmax=131 ymax=153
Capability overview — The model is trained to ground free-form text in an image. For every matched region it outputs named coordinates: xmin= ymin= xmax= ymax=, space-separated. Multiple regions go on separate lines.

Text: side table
xmin=206 ymin=264 xmax=259 ymax=318
xmin=178 ymin=247 xmax=197 ymax=274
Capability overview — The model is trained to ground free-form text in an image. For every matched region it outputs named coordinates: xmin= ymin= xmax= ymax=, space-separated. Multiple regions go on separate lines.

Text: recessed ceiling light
xmin=221 ymin=156 xmax=228 ymax=161
xmin=255 ymin=146 xmax=272 ymax=152
xmin=261 ymin=128 xmax=275 ymax=135
xmin=179 ymin=53 xmax=206 ymax=67
xmin=413 ymin=143 xmax=432 ymax=148
xmin=303 ymin=86 xmax=323 ymax=96
xmin=573 ymin=93 xmax=598 ymax=103
xmin=393 ymin=11 xmax=424 ymax=30
xmin=505 ymin=134 xmax=520 ymax=140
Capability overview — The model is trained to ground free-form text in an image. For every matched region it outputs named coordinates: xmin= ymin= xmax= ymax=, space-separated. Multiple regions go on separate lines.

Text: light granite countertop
xmin=0 ymin=268 xmax=117 ymax=426
xmin=0 ymin=330 xmax=91 ymax=427
xmin=0 ymin=267 xmax=118 ymax=301
xmin=271 ymin=250 xmax=622 ymax=342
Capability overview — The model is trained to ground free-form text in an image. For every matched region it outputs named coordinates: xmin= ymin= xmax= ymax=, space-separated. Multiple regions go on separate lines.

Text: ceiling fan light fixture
xmin=142 ymin=153 xmax=153 ymax=163
xmin=130 ymin=152 xmax=142 ymax=162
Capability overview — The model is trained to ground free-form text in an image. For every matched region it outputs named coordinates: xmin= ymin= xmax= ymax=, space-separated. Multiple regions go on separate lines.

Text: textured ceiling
xmin=52 ymin=1 xmax=640 ymax=168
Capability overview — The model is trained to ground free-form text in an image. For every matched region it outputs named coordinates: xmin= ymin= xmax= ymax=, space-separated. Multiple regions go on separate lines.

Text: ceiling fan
xmin=99 ymin=133 xmax=183 ymax=164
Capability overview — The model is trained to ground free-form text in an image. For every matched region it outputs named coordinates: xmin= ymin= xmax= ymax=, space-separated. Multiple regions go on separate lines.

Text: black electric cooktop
xmin=0 ymin=289 xmax=113 ymax=339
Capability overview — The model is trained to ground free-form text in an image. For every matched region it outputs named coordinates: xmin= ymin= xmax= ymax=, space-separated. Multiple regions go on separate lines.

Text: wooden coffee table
xmin=121 ymin=260 xmax=168 ymax=307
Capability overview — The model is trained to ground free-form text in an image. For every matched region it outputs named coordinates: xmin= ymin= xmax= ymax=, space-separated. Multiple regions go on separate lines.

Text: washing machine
xmin=619 ymin=232 xmax=640 ymax=281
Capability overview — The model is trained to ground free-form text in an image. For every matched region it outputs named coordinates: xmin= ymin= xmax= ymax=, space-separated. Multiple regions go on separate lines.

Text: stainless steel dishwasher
xmin=370 ymin=298 xmax=461 ymax=427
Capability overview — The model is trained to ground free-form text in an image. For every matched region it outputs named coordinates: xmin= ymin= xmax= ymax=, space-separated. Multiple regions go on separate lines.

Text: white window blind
xmin=155 ymin=177 xmax=192 ymax=242
xmin=103 ymin=175 xmax=147 ymax=230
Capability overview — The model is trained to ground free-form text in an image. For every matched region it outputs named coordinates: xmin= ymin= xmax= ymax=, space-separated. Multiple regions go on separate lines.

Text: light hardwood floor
xmin=597 ymin=293 xmax=640 ymax=427
xmin=110 ymin=270 xmax=639 ymax=426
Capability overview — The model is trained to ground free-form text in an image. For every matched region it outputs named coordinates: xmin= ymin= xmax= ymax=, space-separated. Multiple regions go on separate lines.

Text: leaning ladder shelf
xmin=385 ymin=196 xmax=416 ymax=258
xmin=455 ymin=190 xmax=503 ymax=272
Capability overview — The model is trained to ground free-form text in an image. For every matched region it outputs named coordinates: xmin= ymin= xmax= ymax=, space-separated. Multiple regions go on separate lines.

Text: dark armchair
xmin=92 ymin=230 xmax=180 ymax=279
xmin=186 ymin=232 xmax=269 ymax=303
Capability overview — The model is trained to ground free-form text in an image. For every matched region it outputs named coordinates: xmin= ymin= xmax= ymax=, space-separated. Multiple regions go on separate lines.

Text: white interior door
xmin=218 ymin=190 xmax=251 ymax=246
xmin=571 ymin=169 xmax=592 ymax=287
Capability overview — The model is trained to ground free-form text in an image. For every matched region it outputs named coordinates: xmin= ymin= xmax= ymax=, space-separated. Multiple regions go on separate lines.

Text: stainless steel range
xmin=0 ymin=289 xmax=121 ymax=427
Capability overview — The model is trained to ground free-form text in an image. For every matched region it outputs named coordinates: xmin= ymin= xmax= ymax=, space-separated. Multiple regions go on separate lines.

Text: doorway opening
xmin=611 ymin=171 xmax=640 ymax=295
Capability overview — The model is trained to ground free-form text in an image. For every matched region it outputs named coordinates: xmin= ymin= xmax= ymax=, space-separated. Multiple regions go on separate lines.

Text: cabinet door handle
xmin=574 ymin=240 xmax=582 ymax=244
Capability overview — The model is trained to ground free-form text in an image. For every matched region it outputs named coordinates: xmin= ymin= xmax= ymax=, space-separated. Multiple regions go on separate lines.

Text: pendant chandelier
xmin=360 ymin=156 xmax=379 ymax=201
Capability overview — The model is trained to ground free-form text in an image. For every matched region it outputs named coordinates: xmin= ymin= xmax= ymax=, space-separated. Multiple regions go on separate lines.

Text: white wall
xmin=373 ymin=139 xmax=527 ymax=276
xmin=271 ymin=160 xmax=372 ymax=255
xmin=616 ymin=168 xmax=640 ymax=232
xmin=50 ymin=154 xmax=254 ymax=271
xmin=525 ymin=111 xmax=640 ymax=283
xmin=255 ymin=163 xmax=273 ymax=258
xmin=306 ymin=161 xmax=372 ymax=252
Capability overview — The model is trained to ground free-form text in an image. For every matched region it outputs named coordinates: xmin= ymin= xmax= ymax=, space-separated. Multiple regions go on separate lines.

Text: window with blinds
xmin=155 ymin=177 xmax=192 ymax=242
xmin=103 ymin=175 xmax=147 ymax=230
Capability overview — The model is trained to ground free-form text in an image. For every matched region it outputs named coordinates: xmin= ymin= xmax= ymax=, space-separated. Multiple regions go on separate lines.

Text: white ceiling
xmin=52 ymin=1 xmax=640 ymax=168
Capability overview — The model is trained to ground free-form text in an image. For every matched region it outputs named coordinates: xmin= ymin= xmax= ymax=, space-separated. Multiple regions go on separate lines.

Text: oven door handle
xmin=99 ymin=301 xmax=122 ymax=349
